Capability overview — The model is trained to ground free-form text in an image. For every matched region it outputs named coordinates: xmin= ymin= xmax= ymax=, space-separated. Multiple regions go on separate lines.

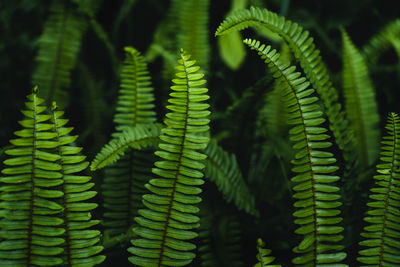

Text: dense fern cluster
xmin=2 ymin=1 xmax=400 ymax=266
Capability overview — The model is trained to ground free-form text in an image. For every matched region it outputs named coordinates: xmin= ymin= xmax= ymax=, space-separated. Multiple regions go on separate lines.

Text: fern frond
xmin=244 ymin=39 xmax=347 ymax=266
xmin=178 ymin=0 xmax=210 ymax=72
xmin=100 ymin=46 xmax=157 ymax=240
xmin=254 ymin=238 xmax=281 ymax=267
xmin=203 ymin=139 xmax=258 ymax=217
xmin=362 ymin=19 xmax=400 ymax=65
xmin=91 ymin=123 xmax=161 ymax=171
xmin=128 ymin=50 xmax=210 ymax=266
xmin=357 ymin=112 xmax=400 ymax=265
xmin=342 ymin=29 xmax=380 ymax=168
xmin=0 ymin=88 xmax=64 ymax=266
xmin=32 ymin=0 xmax=87 ymax=106
xmin=113 ymin=47 xmax=157 ymax=134
xmin=50 ymin=102 xmax=105 ymax=266
xmin=216 ymin=6 xmax=356 ymax=170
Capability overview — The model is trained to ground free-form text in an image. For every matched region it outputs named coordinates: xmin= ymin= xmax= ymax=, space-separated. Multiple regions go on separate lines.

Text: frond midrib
xmin=267 ymin=56 xmax=318 ymax=265
xmin=377 ymin=118 xmax=398 ymax=265
xmin=26 ymin=93 xmax=38 ymax=265
xmin=47 ymin=1 xmax=69 ymax=105
xmin=157 ymin=53 xmax=191 ymax=266
xmin=53 ymin=110 xmax=72 ymax=266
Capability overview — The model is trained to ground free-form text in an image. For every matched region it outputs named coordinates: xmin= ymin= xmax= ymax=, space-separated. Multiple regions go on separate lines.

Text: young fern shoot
xmin=128 ymin=50 xmax=210 ymax=266
xmin=243 ymin=38 xmax=347 ymax=266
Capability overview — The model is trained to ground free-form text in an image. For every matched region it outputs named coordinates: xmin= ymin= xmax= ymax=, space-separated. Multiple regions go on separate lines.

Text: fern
xmin=100 ymin=46 xmax=157 ymax=239
xmin=254 ymin=238 xmax=281 ymax=267
xmin=91 ymin=123 xmax=161 ymax=171
xmin=215 ymin=6 xmax=356 ymax=172
xmin=362 ymin=19 xmax=400 ymax=65
xmin=0 ymin=88 xmax=64 ymax=266
xmin=203 ymin=139 xmax=258 ymax=217
xmin=50 ymin=102 xmax=105 ymax=266
xmin=341 ymin=29 xmax=380 ymax=168
xmin=128 ymin=50 xmax=210 ymax=266
xmin=244 ymin=39 xmax=347 ymax=266
xmin=178 ymin=0 xmax=210 ymax=72
xmin=32 ymin=0 xmax=87 ymax=106
xmin=0 ymin=88 xmax=104 ymax=266
xmin=357 ymin=112 xmax=400 ymax=265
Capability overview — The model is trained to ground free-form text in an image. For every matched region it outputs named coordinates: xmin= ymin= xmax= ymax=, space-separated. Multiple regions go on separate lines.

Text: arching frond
xmin=342 ymin=29 xmax=380 ymax=168
xmin=178 ymin=0 xmax=210 ymax=72
xmin=90 ymin=123 xmax=161 ymax=171
xmin=357 ymin=112 xmax=400 ymax=265
xmin=50 ymin=102 xmax=105 ymax=266
xmin=203 ymin=139 xmax=258 ymax=217
xmin=128 ymin=50 xmax=210 ymax=266
xmin=254 ymin=238 xmax=281 ymax=267
xmin=215 ymin=6 xmax=356 ymax=171
xmin=244 ymin=39 xmax=347 ymax=266
xmin=32 ymin=0 xmax=87 ymax=107
xmin=362 ymin=19 xmax=400 ymax=65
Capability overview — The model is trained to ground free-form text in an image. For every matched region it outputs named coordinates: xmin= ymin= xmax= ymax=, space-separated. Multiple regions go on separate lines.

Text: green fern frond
xmin=342 ymin=29 xmax=380 ymax=168
xmin=128 ymin=50 xmax=210 ymax=266
xmin=100 ymin=46 xmax=157 ymax=239
xmin=0 ymin=88 xmax=104 ymax=266
xmin=215 ymin=6 xmax=356 ymax=170
xmin=178 ymin=0 xmax=210 ymax=72
xmin=113 ymin=46 xmax=157 ymax=134
xmin=244 ymin=39 xmax=347 ymax=266
xmin=91 ymin=123 xmax=161 ymax=171
xmin=357 ymin=112 xmax=400 ymax=265
xmin=0 ymin=88 xmax=64 ymax=266
xmin=254 ymin=238 xmax=281 ymax=267
xmin=32 ymin=0 xmax=87 ymax=106
xmin=203 ymin=139 xmax=258 ymax=217
xmin=50 ymin=102 xmax=105 ymax=266
xmin=362 ymin=19 xmax=400 ymax=65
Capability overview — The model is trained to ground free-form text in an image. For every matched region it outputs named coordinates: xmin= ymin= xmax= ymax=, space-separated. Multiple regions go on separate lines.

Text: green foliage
xmin=254 ymin=238 xmax=280 ymax=267
xmin=127 ymin=50 xmax=210 ymax=266
xmin=0 ymin=88 xmax=104 ymax=266
xmin=357 ymin=112 xmax=400 ymax=265
xmin=203 ymin=139 xmax=258 ymax=217
xmin=362 ymin=19 xmax=400 ymax=65
xmin=341 ymin=29 xmax=380 ymax=168
xmin=215 ymin=6 xmax=356 ymax=171
xmin=100 ymin=46 xmax=157 ymax=240
xmin=244 ymin=38 xmax=346 ymax=265
xmin=90 ymin=124 xmax=161 ymax=171
xmin=32 ymin=0 xmax=87 ymax=107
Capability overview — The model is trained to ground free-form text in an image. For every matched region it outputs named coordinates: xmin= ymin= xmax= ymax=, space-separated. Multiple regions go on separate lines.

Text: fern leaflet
xmin=254 ymin=238 xmax=281 ymax=267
